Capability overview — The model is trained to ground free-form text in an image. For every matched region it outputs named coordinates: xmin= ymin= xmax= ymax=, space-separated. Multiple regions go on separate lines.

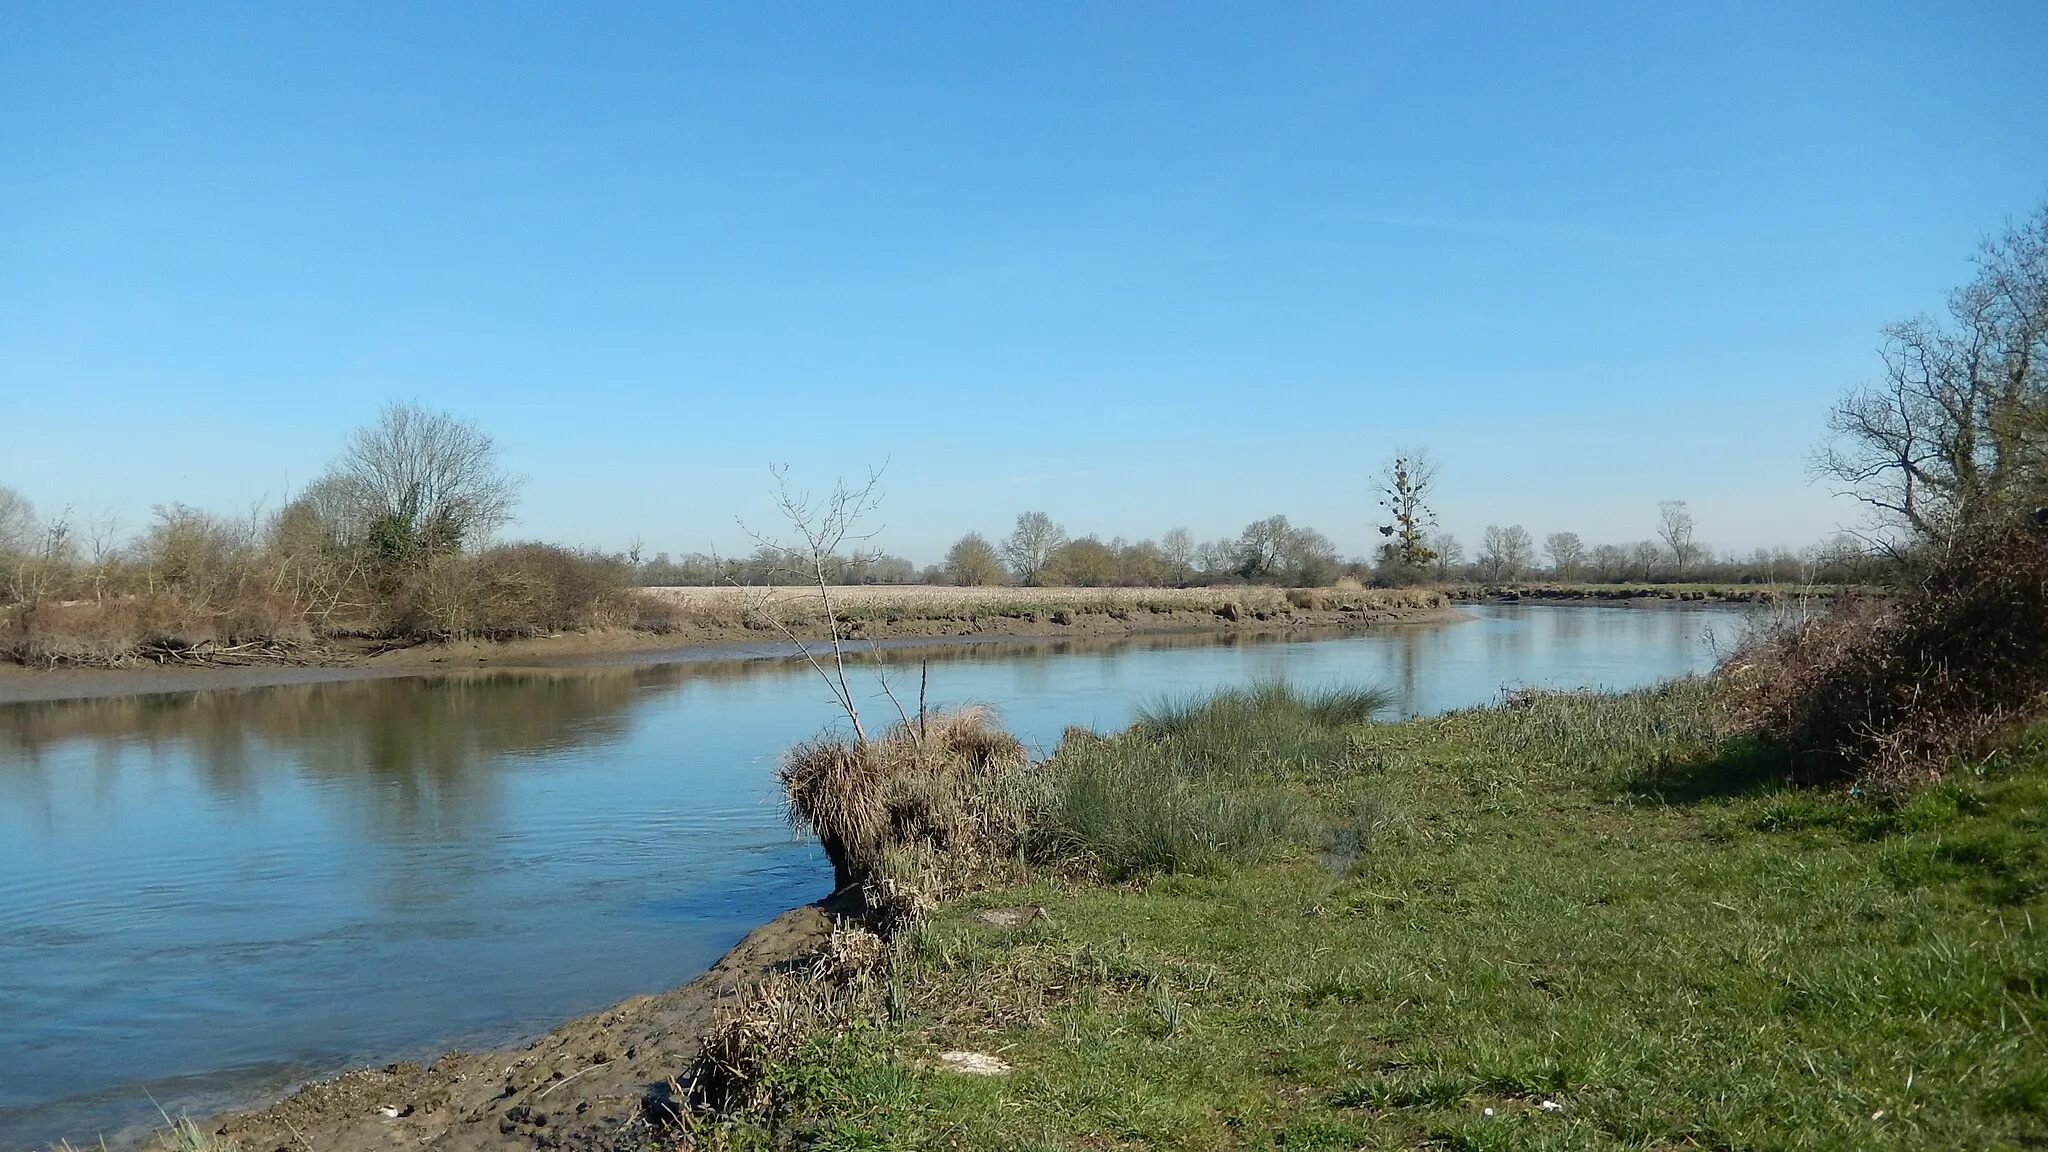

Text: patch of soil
xmin=201 ymin=900 xmax=843 ymax=1152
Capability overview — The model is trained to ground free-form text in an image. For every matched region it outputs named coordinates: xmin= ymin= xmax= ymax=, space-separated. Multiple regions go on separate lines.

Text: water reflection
xmin=0 ymin=606 xmax=1743 ymax=1146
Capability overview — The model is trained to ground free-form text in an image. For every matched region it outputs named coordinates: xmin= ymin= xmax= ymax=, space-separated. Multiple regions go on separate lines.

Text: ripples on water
xmin=0 ymin=604 xmax=1745 ymax=1145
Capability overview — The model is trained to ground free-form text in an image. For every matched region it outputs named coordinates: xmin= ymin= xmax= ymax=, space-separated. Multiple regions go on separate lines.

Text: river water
xmin=0 ymin=604 xmax=1746 ymax=1145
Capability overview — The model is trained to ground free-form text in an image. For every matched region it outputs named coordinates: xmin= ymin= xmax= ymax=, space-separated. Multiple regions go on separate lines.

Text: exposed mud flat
xmin=1443 ymin=583 xmax=1827 ymax=606
xmin=0 ymin=600 xmax=1465 ymax=704
xmin=200 ymin=901 xmax=841 ymax=1152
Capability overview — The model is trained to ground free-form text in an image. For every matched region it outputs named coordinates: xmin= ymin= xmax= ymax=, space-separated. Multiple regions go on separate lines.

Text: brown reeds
xmin=777 ymin=706 xmax=1033 ymax=895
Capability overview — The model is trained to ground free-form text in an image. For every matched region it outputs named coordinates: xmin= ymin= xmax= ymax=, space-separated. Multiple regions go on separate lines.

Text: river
xmin=0 ymin=603 xmax=1747 ymax=1145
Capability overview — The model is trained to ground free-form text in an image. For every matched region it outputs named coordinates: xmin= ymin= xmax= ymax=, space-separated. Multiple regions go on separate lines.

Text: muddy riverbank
xmin=201 ymin=898 xmax=846 ymax=1152
xmin=0 ymin=596 xmax=1464 ymax=704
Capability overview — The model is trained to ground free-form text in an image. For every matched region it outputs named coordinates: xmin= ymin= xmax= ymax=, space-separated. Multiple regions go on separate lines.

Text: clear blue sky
xmin=3 ymin=2 xmax=2044 ymax=563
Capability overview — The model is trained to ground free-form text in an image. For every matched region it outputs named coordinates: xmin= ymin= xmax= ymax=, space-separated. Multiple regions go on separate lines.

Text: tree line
xmin=1 ymin=403 xmax=669 ymax=661
xmin=8 ymin=197 xmax=2038 ymax=658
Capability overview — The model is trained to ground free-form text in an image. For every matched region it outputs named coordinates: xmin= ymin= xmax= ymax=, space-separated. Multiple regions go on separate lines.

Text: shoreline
xmin=191 ymin=896 xmax=852 ymax=1152
xmin=31 ymin=599 xmax=1465 ymax=1147
xmin=13 ymin=597 xmax=1761 ymax=1148
xmin=0 ymin=598 xmax=1468 ymax=705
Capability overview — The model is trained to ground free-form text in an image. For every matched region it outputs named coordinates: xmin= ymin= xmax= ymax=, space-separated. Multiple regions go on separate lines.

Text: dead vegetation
xmin=778 ymin=707 xmax=1035 ymax=899
xmin=1725 ymin=520 xmax=2048 ymax=789
xmin=649 ymin=582 xmax=1444 ymax=624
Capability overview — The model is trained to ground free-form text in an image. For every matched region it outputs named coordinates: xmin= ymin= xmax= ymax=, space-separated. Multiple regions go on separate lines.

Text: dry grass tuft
xmin=778 ymin=707 xmax=1034 ymax=895
xmin=675 ymin=920 xmax=888 ymax=1128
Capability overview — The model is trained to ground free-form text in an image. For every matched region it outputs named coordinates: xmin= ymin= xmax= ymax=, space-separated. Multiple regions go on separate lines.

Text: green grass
xmin=736 ymin=683 xmax=2048 ymax=1150
xmin=1043 ymin=681 xmax=1395 ymax=880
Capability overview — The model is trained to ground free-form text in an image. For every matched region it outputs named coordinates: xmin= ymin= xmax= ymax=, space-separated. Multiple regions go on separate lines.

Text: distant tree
xmin=846 ymin=554 xmax=915 ymax=584
xmin=1280 ymin=524 xmax=1341 ymax=586
xmin=1372 ymin=541 xmax=1417 ymax=585
xmin=1232 ymin=515 xmax=1294 ymax=579
xmin=1629 ymin=539 xmax=1662 ymax=579
xmin=1159 ymin=527 xmax=1196 ymax=583
xmin=1478 ymin=524 xmax=1534 ymax=582
xmin=1428 ymin=532 xmax=1464 ymax=581
xmin=1657 ymin=500 xmax=1700 ymax=573
xmin=1117 ymin=537 xmax=1170 ymax=586
xmin=1375 ymin=450 xmax=1440 ymax=568
xmin=1815 ymin=200 xmax=2048 ymax=546
xmin=1589 ymin=543 xmax=1630 ymax=582
xmin=1048 ymin=536 xmax=1120 ymax=586
xmin=0 ymin=486 xmax=36 ymax=558
xmin=1544 ymin=531 xmax=1587 ymax=579
xmin=943 ymin=532 xmax=1006 ymax=586
xmin=1195 ymin=538 xmax=1232 ymax=580
xmin=327 ymin=402 xmax=523 ymax=575
xmin=1000 ymin=511 xmax=1067 ymax=586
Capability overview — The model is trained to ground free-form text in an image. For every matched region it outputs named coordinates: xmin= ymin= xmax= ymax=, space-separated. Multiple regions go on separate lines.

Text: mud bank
xmin=192 ymin=900 xmax=843 ymax=1152
xmin=1444 ymin=583 xmax=1829 ymax=606
xmin=0 ymin=600 xmax=1466 ymax=704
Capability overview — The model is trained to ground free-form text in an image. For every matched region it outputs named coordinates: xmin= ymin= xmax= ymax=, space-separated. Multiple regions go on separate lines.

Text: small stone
xmin=938 ymin=1051 xmax=1011 ymax=1076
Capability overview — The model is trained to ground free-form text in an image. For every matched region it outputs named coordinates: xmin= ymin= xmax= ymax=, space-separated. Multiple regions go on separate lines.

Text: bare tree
xmin=81 ymin=505 xmax=123 ymax=603
xmin=337 ymin=402 xmax=523 ymax=571
xmin=1232 ymin=515 xmax=1294 ymax=579
xmin=1629 ymin=539 xmax=1662 ymax=579
xmin=1478 ymin=524 xmax=1534 ymax=583
xmin=1815 ymin=201 xmax=2048 ymax=545
xmin=1279 ymin=523 xmax=1340 ymax=586
xmin=1544 ymin=531 xmax=1587 ymax=579
xmin=1000 ymin=511 xmax=1067 ymax=586
xmin=1160 ymin=527 xmax=1196 ymax=584
xmin=742 ymin=465 xmax=892 ymax=745
xmin=1590 ymin=543 xmax=1629 ymax=582
xmin=1376 ymin=450 xmax=1440 ymax=568
xmin=0 ymin=487 xmax=36 ymax=558
xmin=4 ymin=505 xmax=73 ymax=616
xmin=1428 ymin=532 xmax=1463 ymax=581
xmin=1657 ymin=500 xmax=1700 ymax=572
xmin=943 ymin=532 xmax=1005 ymax=586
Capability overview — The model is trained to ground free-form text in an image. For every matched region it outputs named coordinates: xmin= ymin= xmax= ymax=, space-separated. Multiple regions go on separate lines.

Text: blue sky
xmin=3 ymin=2 xmax=2044 ymax=564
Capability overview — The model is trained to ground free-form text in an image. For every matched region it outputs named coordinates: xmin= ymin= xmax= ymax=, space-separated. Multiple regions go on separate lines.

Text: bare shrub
xmin=1725 ymin=520 xmax=2048 ymax=788
xmin=382 ymin=543 xmax=637 ymax=640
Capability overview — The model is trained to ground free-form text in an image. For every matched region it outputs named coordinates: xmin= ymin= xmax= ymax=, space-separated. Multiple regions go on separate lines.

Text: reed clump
xmin=1047 ymin=681 xmax=1395 ymax=878
xmin=779 ymin=707 xmax=1035 ymax=897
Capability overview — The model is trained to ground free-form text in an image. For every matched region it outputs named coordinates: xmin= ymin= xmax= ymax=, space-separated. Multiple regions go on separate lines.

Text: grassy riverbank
xmin=710 ymin=683 xmax=2048 ymax=1150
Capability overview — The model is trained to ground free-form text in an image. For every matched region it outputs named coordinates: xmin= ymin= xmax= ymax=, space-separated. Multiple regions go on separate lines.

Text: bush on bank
xmin=1726 ymin=519 xmax=2048 ymax=790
